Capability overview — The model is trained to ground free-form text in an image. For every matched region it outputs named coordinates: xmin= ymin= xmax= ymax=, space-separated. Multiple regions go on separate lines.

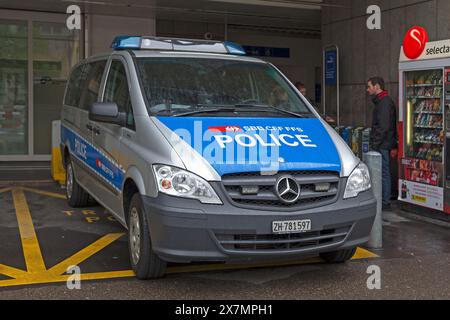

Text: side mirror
xmin=89 ymin=102 xmax=126 ymax=126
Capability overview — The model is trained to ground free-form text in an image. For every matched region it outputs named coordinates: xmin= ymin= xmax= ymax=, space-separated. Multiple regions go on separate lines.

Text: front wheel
xmin=128 ymin=193 xmax=167 ymax=279
xmin=66 ymin=157 xmax=90 ymax=207
xmin=320 ymin=247 xmax=357 ymax=263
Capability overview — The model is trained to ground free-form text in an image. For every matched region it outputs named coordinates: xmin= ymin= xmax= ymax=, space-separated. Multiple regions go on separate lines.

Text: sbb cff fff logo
xmin=403 ymin=26 xmax=428 ymax=59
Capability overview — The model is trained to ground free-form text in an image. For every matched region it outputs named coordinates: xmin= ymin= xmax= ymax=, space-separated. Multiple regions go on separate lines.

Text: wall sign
xmin=325 ymin=50 xmax=337 ymax=86
xmin=243 ymin=46 xmax=290 ymax=58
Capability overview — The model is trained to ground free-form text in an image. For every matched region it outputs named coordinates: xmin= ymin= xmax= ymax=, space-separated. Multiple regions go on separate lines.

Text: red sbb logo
xmin=208 ymin=126 xmax=242 ymax=133
xmin=403 ymin=26 xmax=428 ymax=59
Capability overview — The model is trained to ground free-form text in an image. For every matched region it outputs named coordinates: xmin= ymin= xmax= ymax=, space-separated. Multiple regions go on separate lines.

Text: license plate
xmin=272 ymin=219 xmax=312 ymax=234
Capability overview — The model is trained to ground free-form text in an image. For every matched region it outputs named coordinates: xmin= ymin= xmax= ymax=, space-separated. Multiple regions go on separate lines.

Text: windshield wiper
xmin=171 ymin=103 xmax=308 ymax=118
xmin=172 ymin=105 xmax=237 ymax=117
xmin=234 ymin=103 xmax=306 ymax=118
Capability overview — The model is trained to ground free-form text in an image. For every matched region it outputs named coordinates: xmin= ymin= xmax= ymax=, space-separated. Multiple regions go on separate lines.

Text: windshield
xmin=136 ymin=57 xmax=314 ymax=118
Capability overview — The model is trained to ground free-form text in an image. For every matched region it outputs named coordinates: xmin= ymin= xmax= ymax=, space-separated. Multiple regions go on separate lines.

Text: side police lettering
xmin=74 ymin=139 xmax=87 ymax=160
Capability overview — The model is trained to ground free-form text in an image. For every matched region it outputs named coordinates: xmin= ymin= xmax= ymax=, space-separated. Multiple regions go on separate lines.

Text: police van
xmin=61 ymin=36 xmax=376 ymax=279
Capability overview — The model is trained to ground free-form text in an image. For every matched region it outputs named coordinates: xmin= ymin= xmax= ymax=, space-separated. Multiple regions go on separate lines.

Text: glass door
xmin=0 ymin=10 xmax=82 ymax=160
xmin=33 ymin=21 xmax=80 ymax=155
xmin=0 ymin=19 xmax=28 ymax=155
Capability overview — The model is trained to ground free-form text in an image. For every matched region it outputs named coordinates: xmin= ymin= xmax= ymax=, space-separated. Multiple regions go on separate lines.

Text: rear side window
xmin=64 ymin=60 xmax=106 ymax=109
xmin=64 ymin=64 xmax=88 ymax=108
xmin=80 ymin=60 xmax=107 ymax=110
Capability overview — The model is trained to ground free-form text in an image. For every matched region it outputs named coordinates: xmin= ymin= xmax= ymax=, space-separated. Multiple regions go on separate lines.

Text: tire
xmin=128 ymin=193 xmax=167 ymax=279
xmin=320 ymin=247 xmax=357 ymax=263
xmin=66 ymin=157 xmax=90 ymax=207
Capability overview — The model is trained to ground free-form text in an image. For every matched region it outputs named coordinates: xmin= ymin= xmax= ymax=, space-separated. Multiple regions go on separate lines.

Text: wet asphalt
xmin=0 ymin=182 xmax=449 ymax=300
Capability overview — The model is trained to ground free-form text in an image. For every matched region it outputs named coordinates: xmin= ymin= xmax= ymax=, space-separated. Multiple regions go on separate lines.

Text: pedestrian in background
xmin=296 ymin=81 xmax=336 ymax=125
xmin=367 ymin=76 xmax=398 ymax=210
xmin=295 ymin=82 xmax=307 ymax=97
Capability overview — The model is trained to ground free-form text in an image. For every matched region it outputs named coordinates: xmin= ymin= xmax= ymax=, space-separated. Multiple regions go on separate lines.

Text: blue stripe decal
xmin=61 ymin=125 xmax=125 ymax=192
xmin=156 ymin=117 xmax=341 ymax=176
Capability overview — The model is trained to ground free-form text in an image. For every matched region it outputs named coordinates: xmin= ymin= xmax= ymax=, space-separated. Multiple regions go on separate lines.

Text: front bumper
xmin=142 ymin=182 xmax=376 ymax=263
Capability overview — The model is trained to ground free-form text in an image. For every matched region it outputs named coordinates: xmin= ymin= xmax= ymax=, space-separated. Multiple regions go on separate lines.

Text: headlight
xmin=153 ymin=165 xmax=222 ymax=204
xmin=344 ymin=163 xmax=371 ymax=199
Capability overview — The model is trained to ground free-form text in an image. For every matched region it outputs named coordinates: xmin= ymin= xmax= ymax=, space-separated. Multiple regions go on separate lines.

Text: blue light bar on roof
xmin=111 ymin=36 xmax=246 ymax=56
xmin=111 ymin=36 xmax=141 ymax=50
xmin=224 ymin=41 xmax=246 ymax=55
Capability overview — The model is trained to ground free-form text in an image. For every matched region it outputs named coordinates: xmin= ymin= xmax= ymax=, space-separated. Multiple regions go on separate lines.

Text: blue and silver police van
xmin=60 ymin=36 xmax=376 ymax=279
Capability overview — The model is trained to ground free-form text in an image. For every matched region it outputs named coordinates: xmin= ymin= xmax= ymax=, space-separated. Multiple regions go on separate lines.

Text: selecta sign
xmin=402 ymin=26 xmax=428 ymax=59
xmin=400 ymin=26 xmax=450 ymax=61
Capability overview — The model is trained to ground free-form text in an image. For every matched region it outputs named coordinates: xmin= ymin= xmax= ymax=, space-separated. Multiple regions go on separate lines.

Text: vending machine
xmin=398 ymin=38 xmax=450 ymax=215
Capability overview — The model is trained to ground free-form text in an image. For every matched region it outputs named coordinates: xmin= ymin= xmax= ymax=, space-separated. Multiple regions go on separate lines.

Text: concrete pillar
xmin=363 ymin=151 xmax=382 ymax=249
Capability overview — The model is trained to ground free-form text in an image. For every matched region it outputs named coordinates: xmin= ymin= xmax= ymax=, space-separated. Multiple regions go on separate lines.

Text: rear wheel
xmin=320 ymin=247 xmax=357 ymax=263
xmin=128 ymin=193 xmax=167 ymax=279
xmin=66 ymin=157 xmax=89 ymax=207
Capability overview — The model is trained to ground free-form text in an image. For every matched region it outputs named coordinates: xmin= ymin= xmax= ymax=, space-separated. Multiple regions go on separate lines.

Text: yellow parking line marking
xmin=48 ymin=233 xmax=125 ymax=276
xmin=12 ymin=188 xmax=47 ymax=273
xmin=78 ymin=270 xmax=135 ymax=281
xmin=0 ymin=270 xmax=136 ymax=288
xmin=0 ymin=187 xmax=11 ymax=194
xmin=0 ymin=246 xmax=380 ymax=288
xmin=352 ymin=247 xmax=379 ymax=259
xmin=0 ymin=185 xmax=380 ymax=288
xmin=22 ymin=187 xmax=66 ymax=200
xmin=0 ymin=263 xmax=27 ymax=279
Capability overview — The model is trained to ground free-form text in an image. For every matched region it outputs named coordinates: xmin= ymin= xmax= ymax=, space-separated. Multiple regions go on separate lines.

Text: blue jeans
xmin=380 ymin=149 xmax=391 ymax=207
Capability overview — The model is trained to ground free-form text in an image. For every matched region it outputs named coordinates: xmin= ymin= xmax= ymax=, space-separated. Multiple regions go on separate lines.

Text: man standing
xmin=367 ymin=77 xmax=398 ymax=210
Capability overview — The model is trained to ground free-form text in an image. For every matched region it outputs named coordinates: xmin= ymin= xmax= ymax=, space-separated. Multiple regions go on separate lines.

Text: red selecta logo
xmin=403 ymin=26 xmax=428 ymax=59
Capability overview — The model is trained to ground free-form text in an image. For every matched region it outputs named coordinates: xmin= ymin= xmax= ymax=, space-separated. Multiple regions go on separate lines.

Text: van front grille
xmin=215 ymin=227 xmax=350 ymax=252
xmin=221 ymin=171 xmax=340 ymax=210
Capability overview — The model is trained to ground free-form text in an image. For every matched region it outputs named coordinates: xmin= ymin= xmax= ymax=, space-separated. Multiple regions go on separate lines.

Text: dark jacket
xmin=370 ymin=91 xmax=398 ymax=151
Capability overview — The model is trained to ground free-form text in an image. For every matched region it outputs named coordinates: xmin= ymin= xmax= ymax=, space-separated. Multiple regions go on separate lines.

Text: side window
xmin=79 ymin=60 xmax=107 ymax=110
xmin=64 ymin=64 xmax=88 ymax=108
xmin=104 ymin=60 xmax=134 ymax=129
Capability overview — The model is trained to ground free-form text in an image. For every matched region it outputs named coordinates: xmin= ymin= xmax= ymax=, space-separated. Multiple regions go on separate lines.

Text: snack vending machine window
xmin=399 ymin=69 xmax=444 ymax=211
xmin=398 ymin=38 xmax=450 ymax=215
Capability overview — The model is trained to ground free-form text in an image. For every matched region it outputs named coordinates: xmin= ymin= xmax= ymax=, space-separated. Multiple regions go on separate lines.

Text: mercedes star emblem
xmin=275 ymin=176 xmax=301 ymax=204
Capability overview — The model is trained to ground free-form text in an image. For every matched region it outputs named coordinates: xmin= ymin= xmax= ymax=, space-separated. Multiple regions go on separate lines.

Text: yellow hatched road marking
xmin=48 ymin=233 xmax=125 ymax=276
xmin=0 ymin=270 xmax=135 ymax=288
xmin=22 ymin=187 xmax=66 ymax=200
xmin=12 ymin=188 xmax=47 ymax=273
xmin=352 ymin=247 xmax=379 ymax=259
xmin=0 ymin=186 xmax=380 ymax=288
xmin=0 ymin=263 xmax=28 ymax=279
